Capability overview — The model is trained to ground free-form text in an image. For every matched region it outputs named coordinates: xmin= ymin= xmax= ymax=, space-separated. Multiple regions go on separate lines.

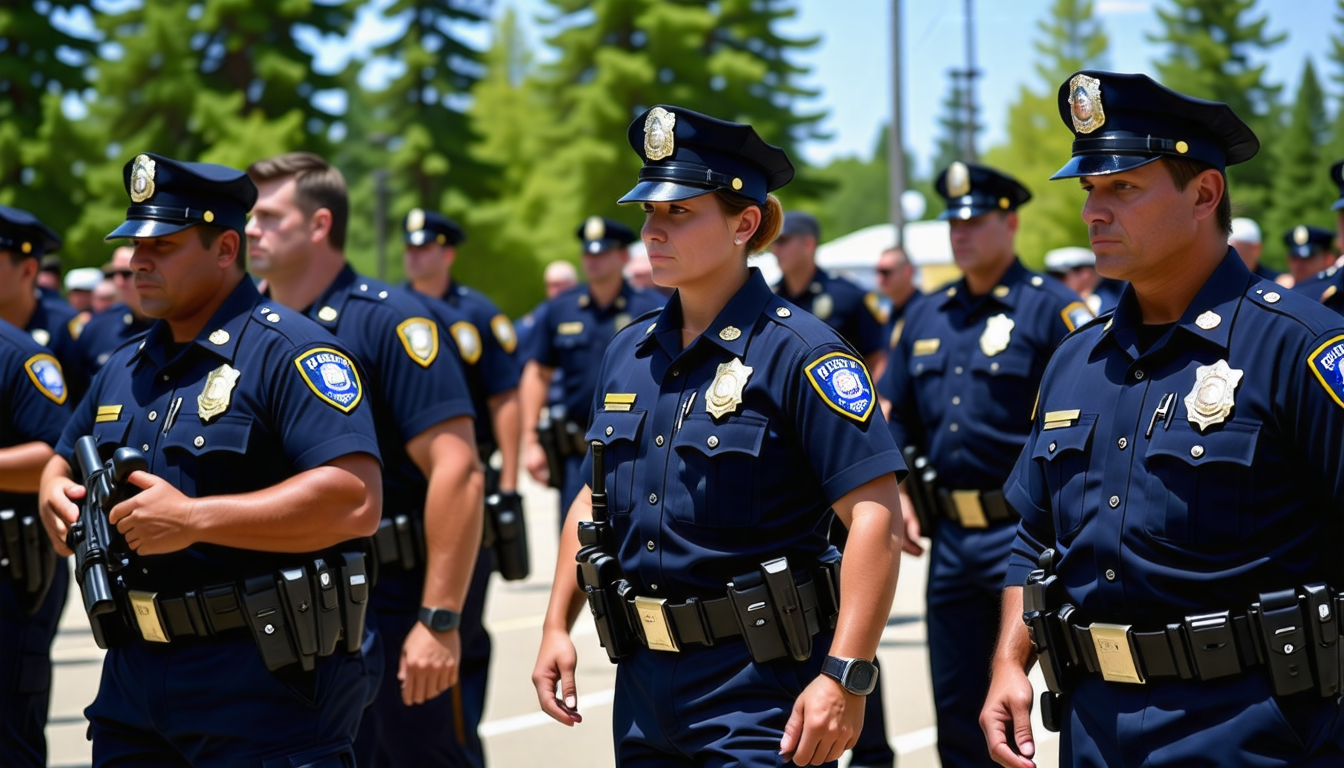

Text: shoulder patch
xmin=395 ymin=317 xmax=440 ymax=368
xmin=68 ymin=316 xmax=86 ymax=340
xmin=294 ymin=348 xmax=364 ymax=413
xmin=490 ymin=314 xmax=517 ymax=354
xmin=1060 ymin=301 xmax=1094 ymax=332
xmin=24 ymin=353 xmax=67 ymax=405
xmin=1308 ymin=334 xmax=1344 ymax=408
xmin=888 ymin=318 xmax=905 ymax=350
xmin=450 ymin=321 xmax=482 ymax=365
xmin=804 ymin=352 xmax=876 ymax=423
xmin=864 ymin=292 xmax=888 ymax=324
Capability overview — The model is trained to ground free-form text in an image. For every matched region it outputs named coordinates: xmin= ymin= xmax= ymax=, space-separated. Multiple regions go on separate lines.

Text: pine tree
xmin=982 ymin=0 xmax=1108 ymax=266
xmin=1149 ymin=0 xmax=1285 ymax=219
xmin=931 ymin=72 xmax=977 ymax=176
xmin=1322 ymin=0 xmax=1344 ymax=199
xmin=1263 ymin=59 xmax=1336 ymax=269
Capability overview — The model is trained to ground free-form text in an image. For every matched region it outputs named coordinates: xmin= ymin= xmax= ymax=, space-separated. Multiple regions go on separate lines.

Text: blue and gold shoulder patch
xmin=24 ymin=353 xmax=67 ymax=405
xmin=1060 ymin=301 xmax=1094 ymax=332
xmin=395 ymin=317 xmax=439 ymax=368
xmin=490 ymin=314 xmax=517 ymax=354
xmin=1309 ymin=334 xmax=1344 ymax=408
xmin=864 ymin=292 xmax=889 ymax=324
xmin=450 ymin=321 xmax=482 ymax=365
xmin=804 ymin=352 xmax=875 ymax=423
xmin=294 ymin=348 xmax=363 ymax=413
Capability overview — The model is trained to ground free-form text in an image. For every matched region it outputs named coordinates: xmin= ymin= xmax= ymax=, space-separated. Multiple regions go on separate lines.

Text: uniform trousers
xmin=0 ymin=564 xmax=67 ymax=768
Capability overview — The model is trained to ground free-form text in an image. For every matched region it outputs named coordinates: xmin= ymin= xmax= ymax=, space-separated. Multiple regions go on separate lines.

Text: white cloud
xmin=1096 ymin=0 xmax=1152 ymax=15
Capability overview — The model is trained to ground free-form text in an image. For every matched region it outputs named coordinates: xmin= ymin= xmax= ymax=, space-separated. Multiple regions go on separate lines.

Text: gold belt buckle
xmin=952 ymin=490 xmax=989 ymax=529
xmin=127 ymin=590 xmax=170 ymax=643
xmin=1089 ymin=623 xmax=1145 ymax=684
xmin=633 ymin=596 xmax=680 ymax=652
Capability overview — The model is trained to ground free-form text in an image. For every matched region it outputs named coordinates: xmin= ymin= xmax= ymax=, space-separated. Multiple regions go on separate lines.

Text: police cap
xmin=618 ymin=105 xmax=794 ymax=205
xmin=1328 ymin=160 xmax=1344 ymax=211
xmin=0 ymin=205 xmax=61 ymax=258
xmin=935 ymin=162 xmax=1031 ymax=221
xmin=1051 ymin=71 xmax=1259 ymax=180
xmin=576 ymin=216 xmax=636 ymax=255
xmin=106 ymin=153 xmax=258 ymax=241
xmin=404 ymin=208 xmax=465 ymax=247
xmin=1283 ymin=225 xmax=1334 ymax=259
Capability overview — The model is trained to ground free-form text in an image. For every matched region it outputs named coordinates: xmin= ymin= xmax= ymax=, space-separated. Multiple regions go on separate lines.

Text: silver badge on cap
xmin=946 ymin=161 xmax=971 ymax=198
xmin=1068 ymin=73 xmax=1106 ymax=134
xmin=406 ymin=208 xmax=425 ymax=233
xmin=1294 ymin=225 xmax=1310 ymax=246
xmin=644 ymin=107 xmax=676 ymax=161
xmin=584 ymin=216 xmax=606 ymax=243
xmin=130 ymin=154 xmax=157 ymax=203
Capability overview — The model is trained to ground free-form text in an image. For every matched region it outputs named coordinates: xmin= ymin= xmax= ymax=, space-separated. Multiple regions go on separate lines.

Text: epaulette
xmin=1244 ymin=283 xmax=1341 ymax=337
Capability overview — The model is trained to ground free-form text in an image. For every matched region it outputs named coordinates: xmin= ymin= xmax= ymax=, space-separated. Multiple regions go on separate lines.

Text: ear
xmin=18 ymin=257 xmax=38 ymax=283
xmin=215 ymin=230 xmax=242 ymax=271
xmin=1190 ymin=169 xmax=1225 ymax=225
xmin=310 ymin=208 xmax=334 ymax=245
xmin=1005 ymin=211 xmax=1020 ymax=235
xmin=734 ymin=205 xmax=762 ymax=245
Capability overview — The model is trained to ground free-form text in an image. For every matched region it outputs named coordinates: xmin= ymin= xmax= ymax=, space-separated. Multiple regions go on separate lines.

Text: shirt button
xmin=990 ymin=362 xmax=1000 ymax=372
xmin=648 ymin=493 xmax=658 ymax=505
xmin=1109 ymin=495 xmax=1120 ymax=508
xmin=954 ymin=366 xmax=964 ymax=375
xmin=655 ymin=435 xmax=665 ymax=446
xmin=1105 ymin=569 xmax=1117 ymax=582
xmin=141 ymin=444 xmax=150 ymax=452
xmin=161 ymin=374 xmax=170 ymax=381
xmin=1190 ymin=445 xmax=1205 ymax=458
xmin=605 ymin=426 xmax=614 ymax=437
xmin=148 ymin=410 xmax=158 ymax=421
xmin=949 ymin=423 xmax=959 ymax=432
xmin=671 ymin=368 xmax=681 ymax=377
xmin=1117 ymin=437 xmax=1127 ymax=450
xmin=649 ymin=584 xmax=658 ymax=591
xmin=194 ymin=436 xmax=205 ymax=448
xmin=1048 ymin=441 xmax=1057 ymax=453
xmin=951 ymin=396 xmax=961 ymax=406
xmin=1134 ymin=370 xmax=1144 ymax=380
xmin=915 ymin=363 xmax=924 ymax=373
xmin=646 ymin=540 xmax=656 ymax=551
xmin=707 ymin=435 xmax=719 ymax=448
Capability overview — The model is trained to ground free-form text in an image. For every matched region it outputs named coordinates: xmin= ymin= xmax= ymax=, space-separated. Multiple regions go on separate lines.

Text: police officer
xmin=403 ymin=208 xmax=525 ymax=767
xmin=1296 ymin=165 xmax=1344 ymax=314
xmin=773 ymin=211 xmax=887 ymax=371
xmin=879 ymin=161 xmax=1090 ymax=768
xmin=67 ymin=246 xmax=152 ymax=401
xmin=981 ymin=71 xmax=1344 ymax=768
xmin=1044 ymin=246 xmax=1125 ymax=315
xmin=1282 ymin=224 xmax=1335 ymax=286
xmin=872 ymin=245 xmax=923 ymax=386
xmin=0 ymin=206 xmax=77 ymax=360
xmin=520 ymin=216 xmax=664 ymax=521
xmin=37 ymin=153 xmax=383 ymax=766
xmin=0 ymin=319 xmax=70 ymax=768
xmin=532 ymin=105 xmax=905 ymax=767
xmin=242 ymin=152 xmax=484 ymax=768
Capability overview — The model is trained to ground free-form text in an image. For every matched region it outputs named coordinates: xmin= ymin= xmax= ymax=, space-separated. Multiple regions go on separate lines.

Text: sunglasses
xmin=875 ymin=268 xmax=895 ymax=277
xmin=109 ymin=269 xmax=133 ymax=279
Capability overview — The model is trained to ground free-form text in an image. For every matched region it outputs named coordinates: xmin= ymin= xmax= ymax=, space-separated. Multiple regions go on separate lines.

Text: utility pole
xmin=962 ymin=0 xmax=978 ymax=162
xmin=888 ymin=0 xmax=906 ymax=245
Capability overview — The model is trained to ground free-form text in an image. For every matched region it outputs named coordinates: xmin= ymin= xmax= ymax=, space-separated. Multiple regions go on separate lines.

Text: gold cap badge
xmin=584 ymin=216 xmax=606 ymax=242
xmin=946 ymin=161 xmax=971 ymax=198
xmin=130 ymin=154 xmax=157 ymax=203
xmin=406 ymin=208 xmax=425 ymax=233
xmin=1068 ymin=73 xmax=1105 ymax=134
xmin=1294 ymin=225 xmax=1310 ymax=245
xmin=644 ymin=107 xmax=676 ymax=161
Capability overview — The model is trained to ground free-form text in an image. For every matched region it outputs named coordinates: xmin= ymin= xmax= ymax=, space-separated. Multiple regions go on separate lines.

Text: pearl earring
xmin=734 ymin=238 xmax=742 ymax=245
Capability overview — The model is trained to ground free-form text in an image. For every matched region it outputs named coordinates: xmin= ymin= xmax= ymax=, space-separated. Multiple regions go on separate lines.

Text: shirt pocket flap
xmin=1032 ymin=413 xmax=1097 ymax=461
xmin=162 ymin=414 xmax=253 ymax=456
xmin=1146 ymin=420 xmax=1259 ymax=467
xmin=585 ymin=409 xmax=646 ymax=447
xmin=553 ymin=330 xmax=591 ymax=349
xmin=93 ymin=418 xmax=132 ymax=448
xmin=909 ymin=350 xmax=947 ymax=377
xmin=674 ymin=414 xmax=768 ymax=458
xmin=969 ymin=350 xmax=1035 ymax=378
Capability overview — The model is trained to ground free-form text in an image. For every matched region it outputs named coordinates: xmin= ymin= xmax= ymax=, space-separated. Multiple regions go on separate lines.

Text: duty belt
xmin=629 ymin=575 xmax=831 ymax=654
xmin=936 ymin=487 xmax=1016 ymax=529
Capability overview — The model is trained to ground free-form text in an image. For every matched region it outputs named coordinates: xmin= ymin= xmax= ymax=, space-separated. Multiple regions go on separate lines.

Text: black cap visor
xmin=105 ymin=217 xmax=196 ymax=241
xmin=1051 ymin=152 xmax=1165 ymax=180
xmin=618 ymin=179 xmax=715 ymax=205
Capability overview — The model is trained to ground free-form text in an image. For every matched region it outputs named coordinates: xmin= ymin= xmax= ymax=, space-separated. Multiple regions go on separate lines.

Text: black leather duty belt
xmin=936 ymin=487 xmax=1016 ymax=529
xmin=629 ymin=578 xmax=827 ymax=653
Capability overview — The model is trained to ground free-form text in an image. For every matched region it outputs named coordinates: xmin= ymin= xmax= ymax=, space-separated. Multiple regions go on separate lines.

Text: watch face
xmin=849 ymin=662 xmax=877 ymax=692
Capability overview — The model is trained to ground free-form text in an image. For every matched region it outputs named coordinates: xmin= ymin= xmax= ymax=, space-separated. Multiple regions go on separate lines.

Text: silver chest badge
xmin=706 ymin=358 xmax=753 ymax=419
xmin=1184 ymin=359 xmax=1243 ymax=431
xmin=980 ymin=313 xmax=1015 ymax=357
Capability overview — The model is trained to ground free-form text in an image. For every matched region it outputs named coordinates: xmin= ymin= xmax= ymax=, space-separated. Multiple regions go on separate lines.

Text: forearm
xmin=520 ymin=362 xmax=554 ymax=440
xmin=993 ymin=587 xmax=1036 ymax=674
xmin=544 ymin=491 xmax=592 ymax=634
xmin=420 ymin=449 xmax=485 ymax=611
xmin=830 ymin=482 xmax=902 ymax=660
xmin=0 ymin=442 xmax=56 ymax=493
xmin=191 ymin=455 xmax=381 ymax=551
xmin=488 ymin=389 xmax=522 ymax=492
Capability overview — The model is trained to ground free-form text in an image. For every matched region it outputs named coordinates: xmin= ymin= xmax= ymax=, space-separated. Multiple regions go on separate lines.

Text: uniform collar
xmin=773 ymin=265 xmax=824 ymax=302
xmin=1101 ymin=249 xmax=1249 ymax=356
xmin=640 ymin=268 xmax=773 ymax=359
xmin=580 ymin=280 xmax=634 ymax=313
xmin=304 ymin=263 xmax=359 ymax=329
xmin=132 ymin=277 xmax=261 ymax=368
xmin=937 ymin=257 xmax=1030 ymax=310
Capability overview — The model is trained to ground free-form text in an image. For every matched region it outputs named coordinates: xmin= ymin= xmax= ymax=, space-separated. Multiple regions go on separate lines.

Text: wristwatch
xmin=418 ymin=606 xmax=462 ymax=632
xmin=820 ymin=655 xmax=879 ymax=696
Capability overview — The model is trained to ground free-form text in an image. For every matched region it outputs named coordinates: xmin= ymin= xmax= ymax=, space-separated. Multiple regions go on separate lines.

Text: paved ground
xmin=46 ymin=477 xmax=1059 ymax=767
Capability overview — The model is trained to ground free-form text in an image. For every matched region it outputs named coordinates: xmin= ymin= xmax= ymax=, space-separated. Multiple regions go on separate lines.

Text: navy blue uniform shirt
xmin=524 ymin=281 xmax=664 ymax=426
xmin=0 ymin=321 xmax=69 ymax=515
xmin=775 ymin=268 xmax=886 ymax=357
xmin=55 ymin=278 xmax=382 ymax=589
xmin=1294 ymin=264 xmax=1344 ymax=316
xmin=434 ymin=279 xmax=520 ymax=363
xmin=66 ymin=304 xmax=153 ymax=400
xmin=880 ymin=290 xmax=926 ymax=355
xmin=301 ymin=266 xmax=475 ymax=516
xmin=579 ymin=269 xmax=904 ymax=598
xmin=879 ymin=258 xmax=1090 ymax=489
xmin=25 ymin=290 xmax=77 ymax=364
xmin=1005 ymin=252 xmax=1344 ymax=623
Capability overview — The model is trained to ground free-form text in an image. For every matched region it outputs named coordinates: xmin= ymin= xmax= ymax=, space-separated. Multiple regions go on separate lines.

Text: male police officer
xmin=39 ymin=153 xmax=383 ymax=766
xmin=873 ymin=245 xmax=923 ymax=385
xmin=67 ymin=246 xmax=153 ymax=401
xmin=773 ymin=210 xmax=887 ymax=371
xmin=1282 ymin=225 xmax=1335 ymax=286
xmin=520 ymin=217 xmax=663 ymax=520
xmin=0 ymin=314 xmax=70 ymax=768
xmin=880 ymin=161 xmax=1090 ymax=768
xmin=1295 ymin=164 xmax=1344 ymax=314
xmin=243 ymin=153 xmax=484 ymax=768
xmin=981 ymin=71 xmax=1344 ymax=768
xmin=0 ymin=206 xmax=77 ymax=361
xmin=403 ymin=208 xmax=524 ymax=767
xmin=1044 ymin=246 xmax=1125 ymax=315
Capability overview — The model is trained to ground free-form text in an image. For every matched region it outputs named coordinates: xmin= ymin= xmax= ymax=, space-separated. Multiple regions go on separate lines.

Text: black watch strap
xmin=418 ymin=606 xmax=462 ymax=632
xmin=821 ymin=655 xmax=879 ymax=696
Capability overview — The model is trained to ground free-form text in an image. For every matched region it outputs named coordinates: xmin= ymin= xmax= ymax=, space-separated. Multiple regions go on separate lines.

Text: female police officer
xmin=532 ymin=106 xmax=906 ymax=767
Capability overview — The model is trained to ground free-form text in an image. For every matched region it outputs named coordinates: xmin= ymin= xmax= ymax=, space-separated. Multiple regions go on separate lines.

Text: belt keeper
xmin=679 ymin=597 xmax=713 ymax=647
xmin=182 ymin=589 xmax=209 ymax=637
xmin=1164 ymin=623 xmax=1195 ymax=680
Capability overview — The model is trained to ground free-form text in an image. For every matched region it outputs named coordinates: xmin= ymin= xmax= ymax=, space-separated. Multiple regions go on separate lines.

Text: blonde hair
xmin=712 ymin=191 xmax=784 ymax=254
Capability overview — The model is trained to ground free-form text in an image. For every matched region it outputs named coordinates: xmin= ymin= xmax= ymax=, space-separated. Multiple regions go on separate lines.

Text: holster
xmin=900 ymin=446 xmax=938 ymax=537
xmin=576 ymin=547 xmax=637 ymax=663
xmin=535 ymin=410 xmax=565 ymax=490
xmin=486 ymin=490 xmax=530 ymax=582
xmin=727 ymin=557 xmax=820 ymax=664
xmin=371 ymin=514 xmax=425 ymax=572
xmin=0 ymin=510 xmax=58 ymax=616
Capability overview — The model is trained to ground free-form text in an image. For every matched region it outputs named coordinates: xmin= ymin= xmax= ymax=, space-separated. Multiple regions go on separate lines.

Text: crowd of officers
xmin=1 ymin=66 xmax=1344 ymax=768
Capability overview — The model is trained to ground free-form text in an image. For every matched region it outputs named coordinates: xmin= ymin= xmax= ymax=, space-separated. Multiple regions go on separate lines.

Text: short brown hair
xmin=1163 ymin=158 xmax=1231 ymax=236
xmin=246 ymin=152 xmax=349 ymax=250
xmin=197 ymin=224 xmax=247 ymax=269
xmin=712 ymin=191 xmax=784 ymax=254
